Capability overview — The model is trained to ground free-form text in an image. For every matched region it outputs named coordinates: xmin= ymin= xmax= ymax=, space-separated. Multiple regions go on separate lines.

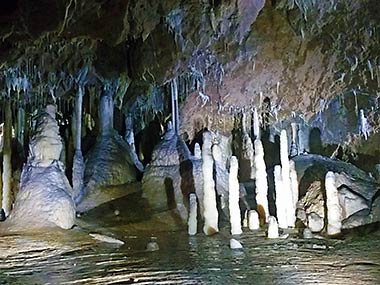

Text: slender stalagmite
xmin=72 ymin=86 xmax=85 ymax=202
xmin=2 ymin=99 xmax=13 ymax=216
xmin=280 ymin=129 xmax=295 ymax=227
xmin=326 ymin=171 xmax=342 ymax=235
xmin=274 ymin=165 xmax=287 ymax=229
xmin=254 ymin=139 xmax=269 ymax=223
xmin=229 ymin=156 xmax=242 ymax=235
xmin=188 ymin=193 xmax=198 ymax=236
xmin=202 ymin=131 xmax=219 ymax=235
xmin=289 ymin=160 xmax=299 ymax=211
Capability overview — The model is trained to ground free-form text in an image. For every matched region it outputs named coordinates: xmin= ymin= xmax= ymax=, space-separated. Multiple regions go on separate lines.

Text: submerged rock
xmin=1 ymin=105 xmax=75 ymax=232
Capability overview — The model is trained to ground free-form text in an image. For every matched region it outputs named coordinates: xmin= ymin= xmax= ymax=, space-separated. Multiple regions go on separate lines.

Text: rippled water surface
xmin=1 ymin=193 xmax=380 ymax=284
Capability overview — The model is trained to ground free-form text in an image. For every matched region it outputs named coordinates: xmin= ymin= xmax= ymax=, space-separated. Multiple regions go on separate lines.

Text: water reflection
xmin=1 ymin=229 xmax=380 ymax=284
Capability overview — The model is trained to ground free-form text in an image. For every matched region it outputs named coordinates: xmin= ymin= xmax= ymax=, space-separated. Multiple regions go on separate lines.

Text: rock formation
xmin=1 ymin=105 xmax=75 ymax=232
xmin=325 ymin=171 xmax=342 ymax=236
xmin=274 ymin=165 xmax=287 ymax=229
xmin=254 ymin=139 xmax=269 ymax=223
xmin=202 ymin=131 xmax=219 ymax=235
xmin=229 ymin=156 xmax=242 ymax=235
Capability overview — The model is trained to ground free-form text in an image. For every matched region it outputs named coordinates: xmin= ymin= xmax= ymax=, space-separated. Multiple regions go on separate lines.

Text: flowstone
xmin=1 ymin=105 xmax=75 ymax=232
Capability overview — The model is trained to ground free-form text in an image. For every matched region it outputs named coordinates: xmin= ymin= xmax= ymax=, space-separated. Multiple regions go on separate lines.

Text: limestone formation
xmin=1 ymin=105 xmax=75 ymax=232
xmin=202 ymin=131 xmax=219 ymax=235
xmin=267 ymin=216 xmax=279 ymax=239
xmin=77 ymin=91 xmax=142 ymax=212
xmin=230 ymin=238 xmax=243 ymax=249
xmin=142 ymin=122 xmax=192 ymax=220
xmin=248 ymin=210 xmax=260 ymax=230
xmin=188 ymin=193 xmax=197 ymax=236
xmin=229 ymin=156 xmax=242 ymax=235
xmin=296 ymin=181 xmax=325 ymax=232
xmin=274 ymin=165 xmax=287 ymax=229
xmin=289 ymin=160 xmax=299 ymax=211
xmin=254 ymin=139 xmax=269 ymax=223
xmin=280 ymin=129 xmax=295 ymax=228
xmin=325 ymin=171 xmax=342 ymax=236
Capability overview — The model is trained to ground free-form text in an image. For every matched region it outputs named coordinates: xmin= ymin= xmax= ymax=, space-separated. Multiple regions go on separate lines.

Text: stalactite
xmin=72 ymin=86 xmax=85 ymax=202
xmin=2 ymin=99 xmax=13 ymax=217
xmin=254 ymin=139 xmax=269 ymax=223
xmin=170 ymin=78 xmax=180 ymax=134
xmin=100 ymin=88 xmax=114 ymax=135
xmin=253 ymin=107 xmax=260 ymax=140
xmin=290 ymin=123 xmax=299 ymax=157
xmin=229 ymin=156 xmax=242 ymax=235
xmin=280 ymin=129 xmax=295 ymax=228
xmin=202 ymin=131 xmax=219 ymax=235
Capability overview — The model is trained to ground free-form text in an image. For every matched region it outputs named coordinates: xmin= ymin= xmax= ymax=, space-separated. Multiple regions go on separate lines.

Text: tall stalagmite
xmin=229 ymin=156 xmax=242 ymax=235
xmin=280 ymin=129 xmax=295 ymax=227
xmin=2 ymin=99 xmax=12 ymax=217
xmin=202 ymin=131 xmax=219 ymax=235
xmin=254 ymin=139 xmax=269 ymax=223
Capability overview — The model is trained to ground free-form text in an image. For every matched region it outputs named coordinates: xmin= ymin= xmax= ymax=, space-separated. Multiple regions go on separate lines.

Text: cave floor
xmin=0 ymin=190 xmax=380 ymax=285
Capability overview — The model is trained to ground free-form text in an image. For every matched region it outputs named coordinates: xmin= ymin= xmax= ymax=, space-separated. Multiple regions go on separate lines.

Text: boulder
xmin=294 ymin=154 xmax=380 ymax=232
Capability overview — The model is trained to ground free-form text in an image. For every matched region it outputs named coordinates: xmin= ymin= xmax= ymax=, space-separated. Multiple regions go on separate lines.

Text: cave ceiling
xmin=0 ymin=0 xmax=379 ymax=149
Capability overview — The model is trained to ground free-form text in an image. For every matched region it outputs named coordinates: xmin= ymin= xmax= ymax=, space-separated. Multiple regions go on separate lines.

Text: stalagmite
xmin=72 ymin=86 xmax=85 ymax=202
xmin=242 ymin=209 xmax=248 ymax=228
xmin=289 ymin=160 xmax=299 ymax=211
xmin=248 ymin=210 xmax=260 ymax=230
xmin=188 ymin=193 xmax=198 ymax=236
xmin=267 ymin=216 xmax=279 ymax=238
xmin=325 ymin=171 xmax=342 ymax=236
xmin=280 ymin=129 xmax=295 ymax=227
xmin=254 ymin=139 xmax=269 ymax=223
xmin=2 ymin=99 xmax=13 ymax=217
xmin=229 ymin=156 xmax=242 ymax=235
xmin=202 ymin=131 xmax=219 ymax=235
xmin=274 ymin=165 xmax=287 ymax=229
xmin=253 ymin=107 xmax=260 ymax=139
xmin=16 ymin=107 xmax=25 ymax=151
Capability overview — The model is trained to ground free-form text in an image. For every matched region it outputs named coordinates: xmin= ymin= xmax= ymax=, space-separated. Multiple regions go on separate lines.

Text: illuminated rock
xmin=229 ymin=156 xmax=242 ymax=235
xmin=248 ymin=210 xmax=260 ymax=230
xmin=274 ymin=165 xmax=287 ymax=229
xmin=203 ymin=131 xmax=219 ymax=235
xmin=326 ymin=171 xmax=342 ymax=236
xmin=267 ymin=216 xmax=279 ymax=239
